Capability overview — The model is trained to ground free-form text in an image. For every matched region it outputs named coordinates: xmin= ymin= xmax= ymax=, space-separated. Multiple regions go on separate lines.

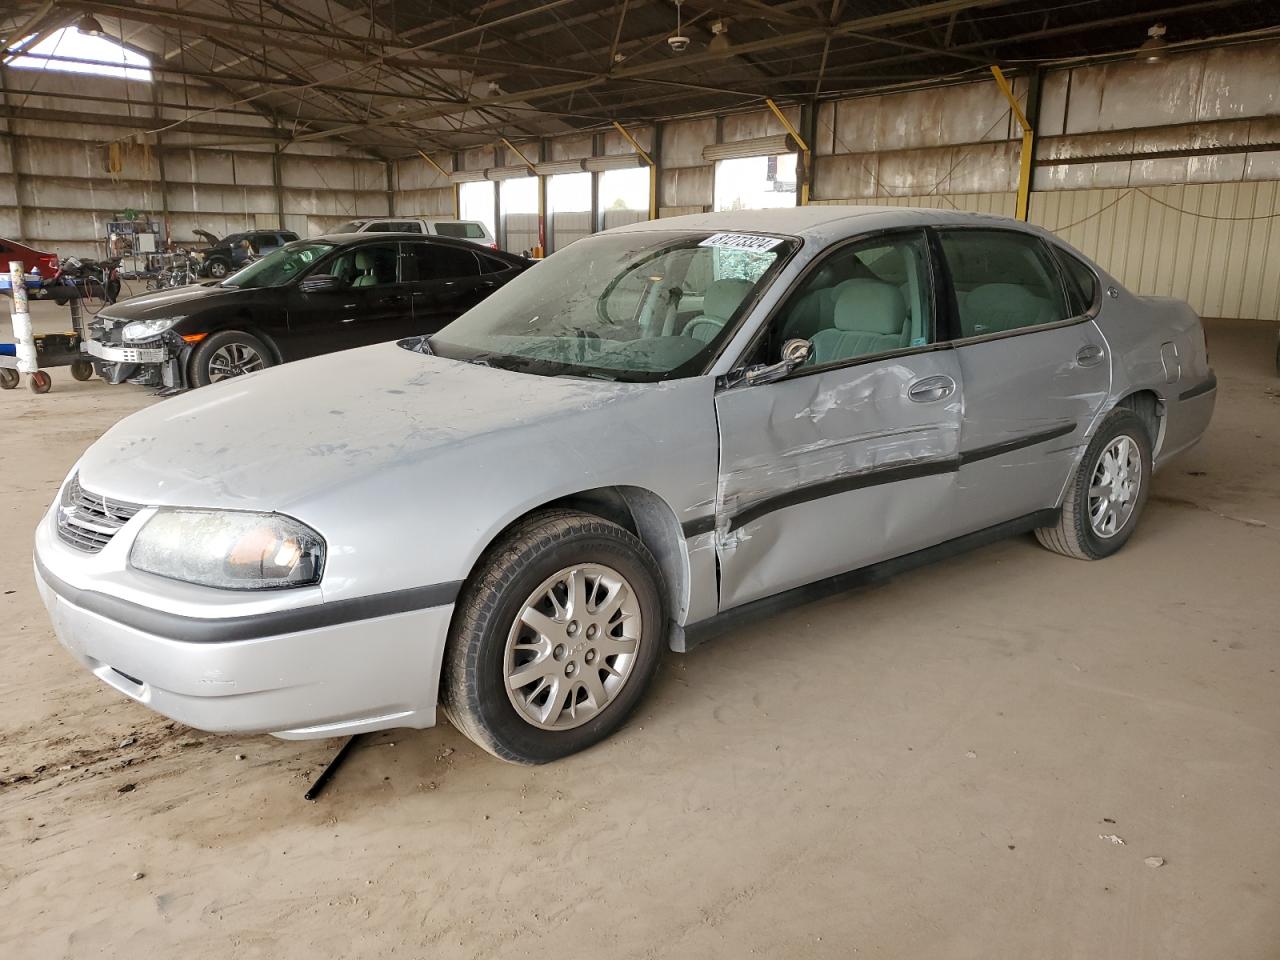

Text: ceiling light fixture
xmin=709 ymin=20 xmax=732 ymax=57
xmin=1136 ymin=23 xmax=1167 ymax=63
xmin=77 ymin=14 xmax=105 ymax=37
xmin=667 ymin=1 xmax=691 ymax=53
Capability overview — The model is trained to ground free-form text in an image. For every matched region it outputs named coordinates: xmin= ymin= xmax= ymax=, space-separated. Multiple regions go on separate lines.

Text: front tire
xmin=442 ymin=510 xmax=666 ymax=764
xmin=205 ymin=257 xmax=230 ymax=279
xmin=1036 ymin=408 xmax=1153 ymax=560
xmin=189 ymin=330 xmax=273 ymax=387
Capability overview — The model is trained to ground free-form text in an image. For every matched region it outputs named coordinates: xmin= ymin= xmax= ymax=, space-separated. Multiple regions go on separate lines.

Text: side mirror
xmin=742 ymin=338 xmax=812 ymax=386
xmin=299 ymin=274 xmax=342 ymax=293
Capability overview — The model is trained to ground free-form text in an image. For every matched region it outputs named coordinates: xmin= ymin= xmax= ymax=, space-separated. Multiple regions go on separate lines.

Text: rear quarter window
xmin=434 ymin=222 xmax=486 ymax=239
xmin=1053 ymin=247 xmax=1100 ymax=315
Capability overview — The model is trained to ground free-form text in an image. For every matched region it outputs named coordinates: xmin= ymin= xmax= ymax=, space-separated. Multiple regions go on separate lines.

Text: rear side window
xmin=434 ymin=221 xmax=486 ymax=239
xmin=479 ymin=255 xmax=514 ymax=274
xmin=365 ymin=220 xmax=423 ymax=233
xmin=938 ymin=230 xmax=1071 ymax=338
xmin=404 ymin=243 xmax=481 ymax=281
xmin=1053 ymin=247 xmax=1100 ymax=315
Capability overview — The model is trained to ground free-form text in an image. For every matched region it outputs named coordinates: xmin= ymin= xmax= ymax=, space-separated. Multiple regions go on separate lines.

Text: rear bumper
xmin=1157 ymin=371 xmax=1216 ymax=467
xmin=35 ymin=557 xmax=452 ymax=740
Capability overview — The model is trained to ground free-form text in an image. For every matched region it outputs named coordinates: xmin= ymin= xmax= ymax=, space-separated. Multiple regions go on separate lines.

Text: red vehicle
xmin=0 ymin=237 xmax=59 ymax=278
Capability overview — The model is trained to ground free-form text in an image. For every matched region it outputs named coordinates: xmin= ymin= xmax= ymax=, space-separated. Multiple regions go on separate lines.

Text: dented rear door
xmin=713 ymin=351 xmax=964 ymax=610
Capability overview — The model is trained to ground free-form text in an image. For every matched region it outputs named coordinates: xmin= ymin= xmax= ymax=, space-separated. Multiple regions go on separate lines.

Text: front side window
xmin=939 ymin=230 xmax=1070 ymax=338
xmin=221 ymin=240 xmax=335 ymax=289
xmin=763 ymin=231 xmax=933 ymax=368
xmin=422 ymin=230 xmax=796 ymax=382
xmin=324 ymin=243 xmax=400 ymax=288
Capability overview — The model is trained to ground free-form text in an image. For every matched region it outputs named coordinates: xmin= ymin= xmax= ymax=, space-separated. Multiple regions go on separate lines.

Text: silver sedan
xmin=34 ymin=207 xmax=1216 ymax=763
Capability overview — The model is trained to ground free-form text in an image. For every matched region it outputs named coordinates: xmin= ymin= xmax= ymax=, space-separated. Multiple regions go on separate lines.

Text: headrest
xmin=703 ymin=278 xmax=753 ymax=321
xmin=833 ymin=279 xmax=907 ymax=334
xmin=355 ymin=250 xmax=374 ymax=269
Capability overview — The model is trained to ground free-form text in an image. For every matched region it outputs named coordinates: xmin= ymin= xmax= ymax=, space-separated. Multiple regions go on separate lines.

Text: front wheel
xmin=0 ymin=368 xmax=18 ymax=389
xmin=28 ymin=370 xmax=52 ymax=394
xmin=70 ymin=359 xmax=94 ymax=381
xmin=189 ymin=330 xmax=273 ymax=387
xmin=206 ymin=257 xmax=230 ymax=279
xmin=1036 ymin=408 xmax=1153 ymax=560
xmin=442 ymin=510 xmax=666 ymax=764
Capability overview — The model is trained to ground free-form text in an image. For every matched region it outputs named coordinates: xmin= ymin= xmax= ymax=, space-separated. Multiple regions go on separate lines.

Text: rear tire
xmin=70 ymin=359 xmax=94 ymax=381
xmin=442 ymin=510 xmax=666 ymax=764
xmin=1036 ymin=408 xmax=1152 ymax=560
xmin=189 ymin=330 xmax=273 ymax=387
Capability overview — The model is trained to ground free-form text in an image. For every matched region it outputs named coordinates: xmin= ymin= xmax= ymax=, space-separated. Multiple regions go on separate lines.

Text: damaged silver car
xmin=34 ymin=208 xmax=1216 ymax=763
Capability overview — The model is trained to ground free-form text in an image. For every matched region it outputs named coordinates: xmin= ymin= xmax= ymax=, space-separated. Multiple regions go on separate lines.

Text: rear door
xmin=938 ymin=228 xmax=1111 ymax=531
xmin=402 ymin=241 xmax=489 ymax=332
xmin=714 ymin=230 xmax=964 ymax=609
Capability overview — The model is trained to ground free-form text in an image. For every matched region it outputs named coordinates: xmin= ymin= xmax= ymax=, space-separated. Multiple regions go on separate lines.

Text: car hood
xmin=99 ymin=283 xmax=259 ymax=321
xmin=76 ymin=343 xmax=647 ymax=511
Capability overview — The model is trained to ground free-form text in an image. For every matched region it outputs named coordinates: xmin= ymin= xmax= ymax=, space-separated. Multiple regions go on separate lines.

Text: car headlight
xmin=130 ymin=510 xmax=325 ymax=590
xmin=122 ymin=317 xmax=183 ymax=341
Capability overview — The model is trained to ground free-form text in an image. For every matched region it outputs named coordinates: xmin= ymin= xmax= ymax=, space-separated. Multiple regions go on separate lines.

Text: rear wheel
xmin=0 ymin=368 xmax=18 ymax=390
xmin=70 ymin=359 xmax=94 ymax=381
xmin=442 ymin=510 xmax=666 ymax=764
xmin=1036 ymin=408 xmax=1152 ymax=560
xmin=28 ymin=370 xmax=52 ymax=394
xmin=189 ymin=330 xmax=273 ymax=387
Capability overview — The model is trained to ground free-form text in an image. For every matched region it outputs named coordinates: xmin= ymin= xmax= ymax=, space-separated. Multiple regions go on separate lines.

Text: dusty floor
xmin=2 ymin=304 xmax=1278 ymax=959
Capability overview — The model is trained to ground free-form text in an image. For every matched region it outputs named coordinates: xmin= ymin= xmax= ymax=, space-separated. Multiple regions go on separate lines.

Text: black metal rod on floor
xmin=304 ymin=734 xmax=362 ymax=801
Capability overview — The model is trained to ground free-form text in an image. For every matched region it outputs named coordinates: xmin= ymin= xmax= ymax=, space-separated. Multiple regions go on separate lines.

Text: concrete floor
xmin=2 ymin=304 xmax=1278 ymax=959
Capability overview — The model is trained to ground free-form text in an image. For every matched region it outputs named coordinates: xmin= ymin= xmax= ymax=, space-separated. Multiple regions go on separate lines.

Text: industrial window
xmin=938 ymin=230 xmax=1071 ymax=338
xmin=10 ymin=26 xmax=152 ymax=82
xmin=458 ymin=182 xmax=497 ymax=243
xmin=714 ymin=155 xmax=797 ymax=212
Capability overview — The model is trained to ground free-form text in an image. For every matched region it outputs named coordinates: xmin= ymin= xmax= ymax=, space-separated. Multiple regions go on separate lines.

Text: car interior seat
xmin=351 ymin=250 xmax=379 ymax=288
xmin=808 ymin=279 xmax=908 ymax=365
xmin=682 ymin=278 xmax=753 ymax=344
xmin=961 ymin=283 xmax=1055 ymax=336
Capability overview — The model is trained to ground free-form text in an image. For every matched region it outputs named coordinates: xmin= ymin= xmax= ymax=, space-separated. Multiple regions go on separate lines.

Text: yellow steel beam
xmin=416 ymin=149 xmax=449 ymax=179
xmin=991 ymin=65 xmax=1033 ymax=221
xmin=765 ymin=98 xmax=810 ymax=205
xmin=611 ymin=120 xmax=657 ymax=220
xmin=500 ymin=137 xmax=538 ymax=174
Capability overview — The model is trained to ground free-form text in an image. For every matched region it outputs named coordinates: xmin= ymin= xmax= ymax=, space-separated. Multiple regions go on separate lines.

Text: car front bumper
xmin=34 ymin=519 xmax=454 ymax=740
xmin=86 ymin=338 xmax=167 ymax=365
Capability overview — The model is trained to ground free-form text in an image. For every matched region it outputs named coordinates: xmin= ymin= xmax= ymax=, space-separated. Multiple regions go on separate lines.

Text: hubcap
xmin=1088 ymin=434 xmax=1142 ymax=538
xmin=504 ymin=564 xmax=642 ymax=731
xmin=206 ymin=343 xmax=265 ymax=382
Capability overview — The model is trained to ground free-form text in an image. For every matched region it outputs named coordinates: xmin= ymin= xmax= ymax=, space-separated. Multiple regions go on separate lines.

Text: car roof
xmin=607 ymin=205 xmax=1043 ymax=241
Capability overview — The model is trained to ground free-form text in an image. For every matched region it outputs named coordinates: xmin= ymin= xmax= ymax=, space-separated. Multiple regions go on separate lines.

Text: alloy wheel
xmin=1088 ymin=434 xmax=1142 ymax=538
xmin=206 ymin=342 xmax=266 ymax=382
xmin=503 ymin=564 xmax=642 ymax=731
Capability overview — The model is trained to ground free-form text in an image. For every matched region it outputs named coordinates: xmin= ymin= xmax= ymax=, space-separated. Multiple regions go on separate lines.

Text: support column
xmin=272 ymin=142 xmax=286 ymax=228
xmin=0 ymin=67 xmax=27 ymax=242
xmin=991 ymin=65 xmax=1041 ymax=222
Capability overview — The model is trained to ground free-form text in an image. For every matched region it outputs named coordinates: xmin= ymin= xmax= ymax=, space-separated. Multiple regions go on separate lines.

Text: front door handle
xmin=908 ymin=375 xmax=956 ymax=403
xmin=1076 ymin=344 xmax=1105 ymax=367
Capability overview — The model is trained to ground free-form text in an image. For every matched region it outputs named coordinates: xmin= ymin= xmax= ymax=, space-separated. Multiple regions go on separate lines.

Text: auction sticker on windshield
xmin=698 ymin=233 xmax=785 ymax=252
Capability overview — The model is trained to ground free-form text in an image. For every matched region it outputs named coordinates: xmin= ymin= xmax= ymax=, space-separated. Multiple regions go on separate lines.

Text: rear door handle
xmin=1076 ymin=344 xmax=1105 ymax=367
xmin=908 ymin=375 xmax=956 ymax=403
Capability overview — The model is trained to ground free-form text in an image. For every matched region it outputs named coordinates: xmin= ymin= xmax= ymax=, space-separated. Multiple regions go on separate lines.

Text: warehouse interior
xmin=1 ymin=1 xmax=1278 ymax=957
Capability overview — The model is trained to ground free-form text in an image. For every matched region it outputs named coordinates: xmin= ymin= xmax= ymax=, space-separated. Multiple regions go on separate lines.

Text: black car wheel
xmin=70 ymin=359 xmax=94 ymax=381
xmin=189 ymin=330 xmax=274 ymax=387
xmin=206 ymin=257 xmax=230 ymax=279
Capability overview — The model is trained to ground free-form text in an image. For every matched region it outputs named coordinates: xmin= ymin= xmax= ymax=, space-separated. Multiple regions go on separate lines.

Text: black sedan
xmin=88 ymin=233 xmax=530 ymax=391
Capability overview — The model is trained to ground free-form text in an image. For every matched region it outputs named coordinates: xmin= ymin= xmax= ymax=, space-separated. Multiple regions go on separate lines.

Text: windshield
xmin=420 ymin=230 xmax=795 ymax=381
xmin=220 ymin=240 xmax=335 ymax=289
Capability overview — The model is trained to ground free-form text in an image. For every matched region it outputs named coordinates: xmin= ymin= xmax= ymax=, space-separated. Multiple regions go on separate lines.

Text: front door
xmin=287 ymin=241 xmax=411 ymax=356
xmin=937 ymin=228 xmax=1112 ymax=530
xmin=714 ymin=230 xmax=964 ymax=610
